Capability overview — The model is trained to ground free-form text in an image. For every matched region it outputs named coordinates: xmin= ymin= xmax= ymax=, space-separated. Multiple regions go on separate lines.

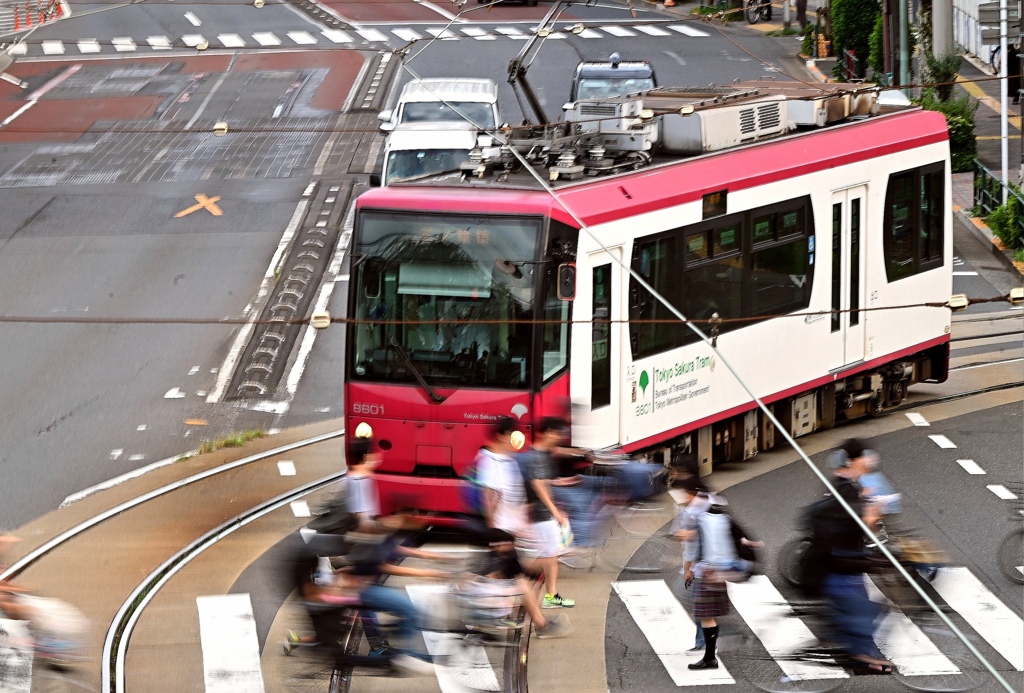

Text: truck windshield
xmin=351 ymin=212 xmax=541 ymax=389
xmin=385 ymin=149 xmax=472 ymax=184
xmin=401 ymin=102 xmax=496 ymax=128
xmin=577 ymin=77 xmax=655 ymax=99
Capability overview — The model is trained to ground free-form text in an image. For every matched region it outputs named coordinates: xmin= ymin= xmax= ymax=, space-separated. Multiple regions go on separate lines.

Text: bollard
xmin=14 ymin=7 xmax=19 ymax=30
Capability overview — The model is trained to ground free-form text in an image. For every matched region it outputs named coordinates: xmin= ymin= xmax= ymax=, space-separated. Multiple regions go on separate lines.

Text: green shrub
xmin=916 ymin=91 xmax=978 ymax=173
xmin=801 ymin=22 xmax=817 ymax=56
xmin=830 ymin=0 xmax=881 ymax=80
xmin=986 ymin=196 xmax=1023 ymax=250
xmin=868 ymin=14 xmax=885 ymax=77
xmin=923 ymin=51 xmax=963 ymax=101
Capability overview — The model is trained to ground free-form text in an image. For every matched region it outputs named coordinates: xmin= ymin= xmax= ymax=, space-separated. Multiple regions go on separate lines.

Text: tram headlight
xmin=354 ymin=422 xmax=374 ymax=439
xmin=510 ymin=431 xmax=526 ymax=451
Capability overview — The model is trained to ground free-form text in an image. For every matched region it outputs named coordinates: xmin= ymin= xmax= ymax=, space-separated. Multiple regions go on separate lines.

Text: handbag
xmin=558 ymin=520 xmax=574 ymax=549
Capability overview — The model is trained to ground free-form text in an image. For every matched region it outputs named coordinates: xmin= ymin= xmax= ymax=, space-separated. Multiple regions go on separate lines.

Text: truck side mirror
xmin=557 ymin=263 xmax=576 ymax=301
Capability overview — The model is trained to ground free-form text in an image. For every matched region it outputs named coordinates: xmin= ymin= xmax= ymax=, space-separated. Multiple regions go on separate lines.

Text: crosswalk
xmin=5 ymin=23 xmax=709 ymax=58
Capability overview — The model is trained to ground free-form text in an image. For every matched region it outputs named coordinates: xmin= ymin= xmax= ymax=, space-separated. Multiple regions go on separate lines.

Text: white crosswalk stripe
xmin=600 ymin=25 xmax=636 ymax=37
xmin=218 ymin=33 xmax=245 ymax=48
xmin=426 ymin=27 xmax=458 ymax=39
xmin=197 ymin=594 xmax=265 ymax=693
xmin=355 ymin=28 xmax=389 ymax=42
xmin=578 ymin=28 xmax=604 ymax=38
xmin=495 ymin=26 xmax=528 ymax=39
xmin=669 ymin=23 xmax=711 ymax=37
xmin=392 ymin=28 xmax=423 ymax=41
xmin=77 ymin=39 xmax=101 ymax=54
xmin=461 ymin=27 xmax=496 ymax=40
xmin=287 ymin=31 xmax=316 ymax=45
xmin=112 ymin=37 xmax=137 ymax=52
xmin=147 ymin=36 xmax=172 ymax=50
xmin=864 ymin=578 xmax=959 ymax=676
xmin=321 ymin=29 xmax=353 ymax=43
xmin=252 ymin=32 xmax=280 ymax=46
xmin=635 ymin=24 xmax=672 ymax=36
xmin=41 ymin=40 xmax=65 ymax=55
xmin=182 ymin=34 xmax=207 ymax=47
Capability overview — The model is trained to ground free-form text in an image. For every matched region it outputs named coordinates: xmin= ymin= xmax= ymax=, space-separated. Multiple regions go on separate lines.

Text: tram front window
xmin=351 ymin=212 xmax=540 ymax=389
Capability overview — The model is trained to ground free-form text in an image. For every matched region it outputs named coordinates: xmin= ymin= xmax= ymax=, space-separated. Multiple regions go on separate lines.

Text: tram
xmin=345 ymin=83 xmax=953 ymax=513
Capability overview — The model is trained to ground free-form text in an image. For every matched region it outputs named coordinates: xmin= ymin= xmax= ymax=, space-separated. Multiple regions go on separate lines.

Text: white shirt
xmin=346 ymin=473 xmax=379 ymax=518
xmin=477 ymin=448 xmax=527 ymax=534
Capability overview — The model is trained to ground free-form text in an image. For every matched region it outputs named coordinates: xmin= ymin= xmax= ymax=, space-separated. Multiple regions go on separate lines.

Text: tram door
xmin=587 ymin=249 xmax=621 ymax=449
xmin=830 ymin=185 xmax=867 ymax=366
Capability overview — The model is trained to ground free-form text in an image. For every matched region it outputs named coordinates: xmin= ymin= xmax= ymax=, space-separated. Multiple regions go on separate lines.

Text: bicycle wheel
xmin=996 ymin=528 xmax=1024 ymax=584
xmin=733 ymin=641 xmax=845 ymax=693
xmin=745 ymin=0 xmax=762 ymax=24
xmin=614 ymin=502 xmax=672 ymax=537
xmin=891 ymin=652 xmax=987 ymax=692
xmin=601 ymin=535 xmax=681 ymax=573
xmin=777 ymin=538 xmax=811 ymax=588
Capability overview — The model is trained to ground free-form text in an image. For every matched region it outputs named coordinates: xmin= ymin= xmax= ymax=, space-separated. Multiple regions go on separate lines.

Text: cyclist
xmin=808 ymin=438 xmax=894 ymax=674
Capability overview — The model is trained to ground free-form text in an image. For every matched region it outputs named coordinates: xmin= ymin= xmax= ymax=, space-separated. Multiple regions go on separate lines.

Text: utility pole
xmin=1001 ymin=0 xmax=1009 ymax=202
xmin=899 ymin=0 xmax=910 ymax=94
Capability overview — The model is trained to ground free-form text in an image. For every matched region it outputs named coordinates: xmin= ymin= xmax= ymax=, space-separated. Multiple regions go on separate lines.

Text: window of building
xmin=884 ymin=163 xmax=945 ymax=281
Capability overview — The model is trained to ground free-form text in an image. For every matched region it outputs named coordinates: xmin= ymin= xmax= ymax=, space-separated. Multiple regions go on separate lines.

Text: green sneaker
xmin=282 ymin=630 xmax=301 ymax=656
xmin=542 ymin=593 xmax=575 ymax=609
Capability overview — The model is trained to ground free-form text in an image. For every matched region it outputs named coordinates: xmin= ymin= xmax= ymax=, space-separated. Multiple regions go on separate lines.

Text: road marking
xmin=128 ymin=453 xmax=145 ymax=462
xmin=951 ymin=271 xmax=979 ymax=275
xmin=164 ymin=387 xmax=186 ymax=399
xmin=189 ymin=366 xmax=200 ymax=375
xmin=578 ymin=28 xmax=603 ymax=38
xmin=0 ymin=618 xmax=32 ymax=692
xmin=355 ymin=28 xmax=389 ymax=42
xmin=407 ymin=584 xmax=500 ymax=692
xmin=252 ymin=32 xmax=280 ymax=46
xmin=600 ymin=25 xmax=636 ymax=36
xmin=277 ymin=461 xmax=296 ymax=476
xmin=137 ymin=424 xmax=147 ymax=431
xmin=927 ymin=434 xmax=956 ymax=448
xmin=904 ymin=412 xmax=929 ymax=426
xmin=669 ymin=23 xmax=711 ymax=37
xmin=76 ymin=39 xmax=100 ymax=53
xmin=636 ymin=24 xmax=672 ymax=36
xmin=865 ymin=579 xmax=959 ymax=676
xmin=1 ymin=101 xmax=36 ymax=126
xmin=931 ymin=567 xmax=1024 ymax=670
xmin=175 ymin=194 xmax=223 ymax=218
xmin=728 ymin=576 xmax=848 ymax=682
xmin=182 ymin=34 xmax=207 ymax=47
xmin=289 ymin=500 xmax=311 ymax=517
xmin=112 ymin=37 xmax=137 ymax=51
xmin=956 ymin=459 xmax=985 ymax=474
xmin=426 ymin=27 xmax=458 ymax=39
xmin=988 ymin=484 xmax=1019 ymax=500
xmin=460 ymin=27 xmax=495 ymax=40
xmin=287 ymin=31 xmax=316 ymax=45
xmin=412 ymin=0 xmax=466 ymax=22
xmin=41 ymin=40 xmax=65 ymax=55
xmin=110 ymin=449 xmax=123 ymax=460
xmin=613 ymin=580 xmax=735 ymax=685
xmin=196 ymin=594 xmax=266 ymax=693
xmin=147 ymin=36 xmax=172 ymax=49
xmin=321 ymin=29 xmax=353 ymax=43
xmin=389 ymin=27 xmax=420 ymax=41
xmin=495 ymin=26 xmax=528 ymax=38
xmin=219 ymin=33 xmax=245 ymax=47
xmin=184 ymin=11 xmax=201 ymax=26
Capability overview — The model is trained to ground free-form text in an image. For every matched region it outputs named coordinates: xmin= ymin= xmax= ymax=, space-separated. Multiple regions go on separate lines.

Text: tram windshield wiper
xmin=387 ymin=333 xmax=447 ymax=404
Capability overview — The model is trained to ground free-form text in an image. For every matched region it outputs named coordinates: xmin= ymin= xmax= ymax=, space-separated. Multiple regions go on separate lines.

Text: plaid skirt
xmin=692 ymin=575 xmax=730 ymax=619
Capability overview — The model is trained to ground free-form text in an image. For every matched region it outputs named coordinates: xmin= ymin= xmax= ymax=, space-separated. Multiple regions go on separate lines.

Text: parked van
xmin=381 ymin=122 xmax=479 ymax=185
xmin=378 ymin=78 xmax=500 ymax=133
xmin=568 ymin=53 xmax=657 ymax=102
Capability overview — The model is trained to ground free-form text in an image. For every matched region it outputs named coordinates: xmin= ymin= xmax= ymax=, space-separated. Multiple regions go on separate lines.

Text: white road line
xmin=407 ymin=584 xmax=500 ymax=692
xmin=956 ymin=459 xmax=986 ymax=474
xmin=865 ymin=579 xmax=959 ymax=676
xmin=112 ymin=37 xmax=137 ymax=52
xmin=289 ymin=500 xmax=311 ymax=517
xmin=164 ymin=387 xmax=186 ymax=399
xmin=578 ymin=28 xmax=604 ymax=38
xmin=952 ymin=271 xmax=979 ymax=276
xmin=184 ymin=11 xmax=201 ymax=26
xmin=987 ymin=484 xmax=1019 ymax=500
xmin=136 ymin=424 xmax=147 ymax=431
xmin=110 ymin=449 xmax=123 ymax=460
xmin=412 ymin=0 xmax=466 ymax=22
xmin=277 ymin=461 xmax=296 ymax=476
xmin=147 ymin=36 xmax=172 ymax=50
xmin=393 ymin=28 xmax=424 ymax=41
xmin=219 ymin=33 xmax=246 ymax=47
xmin=0 ymin=618 xmax=32 ymax=693
xmin=927 ymin=434 xmax=956 ymax=449
xmin=669 ymin=23 xmax=711 ymax=37
xmin=7 ymin=42 xmax=27 ymax=55
xmin=460 ymin=27 xmax=495 ymax=40
xmin=600 ymin=25 xmax=636 ymax=37
xmin=196 ymin=594 xmax=266 ymax=693
xmin=182 ymin=34 xmax=207 ymax=47
xmin=613 ymin=580 xmax=735 ymax=685
xmin=904 ymin=412 xmax=929 ymax=426
xmin=426 ymin=27 xmax=458 ymax=38
xmin=287 ymin=31 xmax=316 ymax=45
xmin=931 ymin=567 xmax=1024 ymax=671
xmin=636 ymin=24 xmax=672 ymax=36
xmin=252 ymin=32 xmax=281 ymax=46
xmin=728 ymin=576 xmax=848 ymax=682
xmin=41 ymin=40 xmax=65 ymax=55
xmin=495 ymin=26 xmax=528 ymax=38
xmin=355 ymin=28 xmax=389 ymax=42
xmin=1 ymin=101 xmax=36 ymax=126
xmin=321 ymin=29 xmax=353 ymax=43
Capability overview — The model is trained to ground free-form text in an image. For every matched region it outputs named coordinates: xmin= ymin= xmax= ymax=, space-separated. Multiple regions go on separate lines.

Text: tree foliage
xmin=831 ymin=0 xmax=881 ymax=79
xmin=916 ymin=91 xmax=978 ymax=173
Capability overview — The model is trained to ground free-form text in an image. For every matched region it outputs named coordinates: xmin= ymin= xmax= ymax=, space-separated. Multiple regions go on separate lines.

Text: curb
xmin=954 ymin=207 xmax=1024 ymax=277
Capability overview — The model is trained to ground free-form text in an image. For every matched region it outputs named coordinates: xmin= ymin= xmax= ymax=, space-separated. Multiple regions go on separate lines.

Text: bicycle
xmin=745 ymin=0 xmax=773 ymax=24
xmin=1 ymin=593 xmax=95 ymax=693
xmin=995 ymin=485 xmax=1024 ymax=585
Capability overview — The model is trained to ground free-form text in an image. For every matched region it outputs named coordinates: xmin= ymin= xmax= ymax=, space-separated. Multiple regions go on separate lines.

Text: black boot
xmin=688 ymin=625 xmax=719 ymax=669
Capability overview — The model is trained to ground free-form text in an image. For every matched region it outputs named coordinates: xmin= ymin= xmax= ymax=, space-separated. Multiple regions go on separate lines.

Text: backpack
xmin=307 ymin=477 xmax=360 ymax=535
xmin=697 ymin=505 xmax=758 ymax=582
xmin=795 ymin=494 xmax=839 ymax=596
xmin=459 ymin=449 xmax=488 ymax=517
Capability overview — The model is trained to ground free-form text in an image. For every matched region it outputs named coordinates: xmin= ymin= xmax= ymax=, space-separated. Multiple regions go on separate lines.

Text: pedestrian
xmin=1009 ymin=43 xmax=1022 ymax=104
xmin=796 ymin=0 xmax=808 ymax=30
xmin=517 ymin=417 xmax=576 ymax=609
xmin=810 ymin=438 xmax=893 ymax=674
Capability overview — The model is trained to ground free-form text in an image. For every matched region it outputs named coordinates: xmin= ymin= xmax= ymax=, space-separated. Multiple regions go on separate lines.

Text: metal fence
xmin=974 ymin=160 xmax=1024 ymax=248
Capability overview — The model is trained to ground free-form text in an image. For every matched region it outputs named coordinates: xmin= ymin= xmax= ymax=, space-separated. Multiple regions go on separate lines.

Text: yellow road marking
xmin=175 ymin=194 xmax=223 ymax=218
xmin=957 ymin=74 xmax=1022 ymax=130
xmin=977 ymin=134 xmax=1022 ymax=139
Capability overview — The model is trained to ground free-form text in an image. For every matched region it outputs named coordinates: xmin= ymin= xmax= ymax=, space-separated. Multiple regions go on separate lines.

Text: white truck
xmin=381 ymin=122 xmax=480 ymax=185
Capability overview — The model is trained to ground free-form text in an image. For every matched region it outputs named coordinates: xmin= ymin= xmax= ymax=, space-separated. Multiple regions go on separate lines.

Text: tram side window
xmin=884 ymin=163 xmax=945 ymax=281
xmin=542 ymin=265 xmax=570 ymax=382
xmin=629 ymin=236 xmax=684 ymax=359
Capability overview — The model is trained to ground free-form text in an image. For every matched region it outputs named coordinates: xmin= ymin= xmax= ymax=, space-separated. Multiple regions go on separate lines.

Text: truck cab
xmin=380 ymin=123 xmax=479 ymax=185
xmin=568 ymin=53 xmax=657 ymax=102
xmin=378 ymin=78 xmax=500 ymax=133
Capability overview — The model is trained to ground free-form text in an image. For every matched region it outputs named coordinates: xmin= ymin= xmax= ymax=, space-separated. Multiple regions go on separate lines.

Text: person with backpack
xmin=806 ymin=438 xmax=893 ymax=674
xmin=677 ymin=489 xmax=761 ymax=671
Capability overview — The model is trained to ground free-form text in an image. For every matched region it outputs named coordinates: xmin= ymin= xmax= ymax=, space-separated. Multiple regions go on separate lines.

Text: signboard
xmin=978 ymin=2 xmax=1020 ymax=26
xmin=981 ymin=27 xmax=1022 ymax=41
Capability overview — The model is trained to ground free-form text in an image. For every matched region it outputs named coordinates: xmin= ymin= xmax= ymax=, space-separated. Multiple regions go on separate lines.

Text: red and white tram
xmin=345 ymin=97 xmax=952 ymax=513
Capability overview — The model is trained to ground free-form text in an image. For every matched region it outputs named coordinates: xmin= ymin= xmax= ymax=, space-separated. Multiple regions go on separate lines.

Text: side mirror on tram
xmin=557 ymin=263 xmax=576 ymax=301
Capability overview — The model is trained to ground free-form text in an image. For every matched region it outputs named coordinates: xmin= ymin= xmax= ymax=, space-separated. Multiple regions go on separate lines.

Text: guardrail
xmin=974 ymin=160 xmax=1024 ymax=249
